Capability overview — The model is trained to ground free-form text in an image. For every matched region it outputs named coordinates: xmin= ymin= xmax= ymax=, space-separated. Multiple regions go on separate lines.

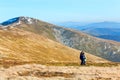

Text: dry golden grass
xmin=0 ymin=63 xmax=120 ymax=80
xmin=0 ymin=28 xmax=78 ymax=61
xmin=0 ymin=28 xmax=110 ymax=68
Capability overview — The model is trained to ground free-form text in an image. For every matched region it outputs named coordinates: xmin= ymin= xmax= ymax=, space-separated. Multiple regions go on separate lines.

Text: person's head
xmin=80 ymin=50 xmax=83 ymax=54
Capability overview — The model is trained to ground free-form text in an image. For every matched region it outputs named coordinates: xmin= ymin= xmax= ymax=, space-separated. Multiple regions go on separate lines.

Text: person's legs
xmin=81 ymin=60 xmax=84 ymax=65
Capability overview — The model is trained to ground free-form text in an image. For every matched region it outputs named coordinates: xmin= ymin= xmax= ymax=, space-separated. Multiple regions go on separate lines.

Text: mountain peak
xmin=19 ymin=16 xmax=39 ymax=24
xmin=0 ymin=16 xmax=39 ymax=29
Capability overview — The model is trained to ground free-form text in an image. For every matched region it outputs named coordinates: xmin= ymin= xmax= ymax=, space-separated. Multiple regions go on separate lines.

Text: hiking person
xmin=80 ymin=51 xmax=86 ymax=65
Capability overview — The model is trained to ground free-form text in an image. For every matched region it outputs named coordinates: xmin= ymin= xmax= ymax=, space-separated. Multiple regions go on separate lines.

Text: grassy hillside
xmin=0 ymin=28 xmax=77 ymax=62
xmin=1 ymin=16 xmax=117 ymax=62
xmin=0 ymin=28 xmax=109 ymax=66
xmin=10 ymin=17 xmax=120 ymax=62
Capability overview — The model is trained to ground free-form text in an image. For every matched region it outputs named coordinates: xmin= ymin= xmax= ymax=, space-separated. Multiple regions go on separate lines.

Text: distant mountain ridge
xmin=81 ymin=22 xmax=120 ymax=42
xmin=1 ymin=17 xmax=120 ymax=62
xmin=82 ymin=21 xmax=120 ymax=29
xmin=57 ymin=21 xmax=120 ymax=42
xmin=54 ymin=22 xmax=88 ymax=28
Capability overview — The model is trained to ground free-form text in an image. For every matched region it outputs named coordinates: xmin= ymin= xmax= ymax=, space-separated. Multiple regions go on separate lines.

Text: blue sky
xmin=0 ymin=0 xmax=120 ymax=22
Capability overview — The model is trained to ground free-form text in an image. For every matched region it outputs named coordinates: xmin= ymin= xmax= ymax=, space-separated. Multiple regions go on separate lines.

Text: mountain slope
xmin=0 ymin=28 xmax=109 ymax=64
xmin=17 ymin=17 xmax=57 ymax=41
xmin=0 ymin=28 xmax=77 ymax=62
xmin=0 ymin=17 xmax=56 ymax=41
xmin=53 ymin=27 xmax=120 ymax=62
xmin=1 ymin=16 xmax=120 ymax=62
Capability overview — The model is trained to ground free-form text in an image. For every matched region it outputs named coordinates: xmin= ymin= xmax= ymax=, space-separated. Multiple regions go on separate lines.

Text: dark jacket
xmin=80 ymin=52 xmax=86 ymax=60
